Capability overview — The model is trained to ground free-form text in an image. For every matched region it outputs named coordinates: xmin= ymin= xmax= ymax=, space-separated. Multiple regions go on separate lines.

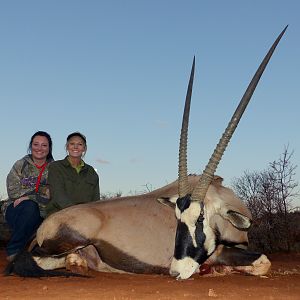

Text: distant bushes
xmin=232 ymin=147 xmax=299 ymax=253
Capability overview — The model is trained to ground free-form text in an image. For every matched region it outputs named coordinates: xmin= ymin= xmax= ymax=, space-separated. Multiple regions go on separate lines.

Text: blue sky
xmin=0 ymin=1 xmax=299 ymax=206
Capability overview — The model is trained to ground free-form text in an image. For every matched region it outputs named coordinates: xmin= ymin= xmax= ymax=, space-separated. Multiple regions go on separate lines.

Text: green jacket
xmin=46 ymin=157 xmax=100 ymax=216
xmin=3 ymin=155 xmax=53 ymax=218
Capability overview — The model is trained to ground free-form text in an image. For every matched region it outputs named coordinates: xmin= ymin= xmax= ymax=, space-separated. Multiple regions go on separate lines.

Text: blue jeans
xmin=5 ymin=200 xmax=43 ymax=256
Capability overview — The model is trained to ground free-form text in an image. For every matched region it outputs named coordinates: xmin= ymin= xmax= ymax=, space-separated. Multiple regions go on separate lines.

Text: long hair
xmin=28 ymin=131 xmax=53 ymax=160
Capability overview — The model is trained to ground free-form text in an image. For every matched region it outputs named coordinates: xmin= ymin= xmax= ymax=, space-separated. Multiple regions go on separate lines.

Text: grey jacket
xmin=2 ymin=155 xmax=53 ymax=218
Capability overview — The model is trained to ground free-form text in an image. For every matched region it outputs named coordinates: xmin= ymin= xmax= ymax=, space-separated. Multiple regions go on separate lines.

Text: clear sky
xmin=0 ymin=1 xmax=299 ymax=206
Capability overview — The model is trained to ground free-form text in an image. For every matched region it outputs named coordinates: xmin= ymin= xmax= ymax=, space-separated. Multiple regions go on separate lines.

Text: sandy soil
xmin=0 ymin=250 xmax=299 ymax=300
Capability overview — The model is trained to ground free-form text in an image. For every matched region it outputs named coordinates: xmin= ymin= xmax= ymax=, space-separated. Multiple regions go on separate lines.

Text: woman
xmin=3 ymin=131 xmax=54 ymax=261
xmin=46 ymin=132 xmax=100 ymax=216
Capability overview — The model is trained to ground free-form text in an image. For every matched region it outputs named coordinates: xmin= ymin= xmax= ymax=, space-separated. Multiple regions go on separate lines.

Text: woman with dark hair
xmin=46 ymin=131 xmax=100 ymax=216
xmin=2 ymin=131 xmax=54 ymax=261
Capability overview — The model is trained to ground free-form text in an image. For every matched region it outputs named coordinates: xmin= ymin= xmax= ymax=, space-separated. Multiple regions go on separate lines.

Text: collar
xmin=65 ymin=156 xmax=85 ymax=173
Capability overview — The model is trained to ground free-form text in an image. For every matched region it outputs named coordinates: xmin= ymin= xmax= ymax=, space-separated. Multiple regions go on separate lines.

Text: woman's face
xmin=66 ymin=136 xmax=86 ymax=159
xmin=31 ymin=136 xmax=50 ymax=162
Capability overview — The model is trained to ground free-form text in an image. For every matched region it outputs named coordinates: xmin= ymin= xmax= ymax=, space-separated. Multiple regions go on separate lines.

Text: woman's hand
xmin=13 ymin=196 xmax=29 ymax=207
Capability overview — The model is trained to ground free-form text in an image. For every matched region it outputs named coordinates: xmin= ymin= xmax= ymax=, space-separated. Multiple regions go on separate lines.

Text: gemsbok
xmin=5 ymin=26 xmax=287 ymax=279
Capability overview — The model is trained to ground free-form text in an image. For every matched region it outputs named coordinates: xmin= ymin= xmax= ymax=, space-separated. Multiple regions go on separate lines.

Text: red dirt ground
xmin=0 ymin=250 xmax=299 ymax=300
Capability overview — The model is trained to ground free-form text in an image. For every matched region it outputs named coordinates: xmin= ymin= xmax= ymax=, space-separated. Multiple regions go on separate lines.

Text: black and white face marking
xmin=170 ymin=195 xmax=216 ymax=279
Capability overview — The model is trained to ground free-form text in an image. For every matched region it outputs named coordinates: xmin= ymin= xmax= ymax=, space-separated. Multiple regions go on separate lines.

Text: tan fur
xmin=33 ymin=175 xmax=263 ymax=275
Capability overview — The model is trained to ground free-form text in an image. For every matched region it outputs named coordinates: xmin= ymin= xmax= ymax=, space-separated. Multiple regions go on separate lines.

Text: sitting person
xmin=2 ymin=131 xmax=54 ymax=261
xmin=46 ymin=132 xmax=100 ymax=216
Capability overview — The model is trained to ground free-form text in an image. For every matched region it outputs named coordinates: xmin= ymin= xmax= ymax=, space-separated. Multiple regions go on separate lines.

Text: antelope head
xmin=169 ymin=26 xmax=287 ymax=280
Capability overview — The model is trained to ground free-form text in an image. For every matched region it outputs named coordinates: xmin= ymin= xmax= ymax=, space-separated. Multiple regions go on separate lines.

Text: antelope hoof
xmin=234 ymin=254 xmax=271 ymax=276
xmin=66 ymin=253 xmax=89 ymax=275
xmin=251 ymin=254 xmax=271 ymax=276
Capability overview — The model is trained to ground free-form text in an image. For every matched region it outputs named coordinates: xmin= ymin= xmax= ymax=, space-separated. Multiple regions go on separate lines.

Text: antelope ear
xmin=157 ymin=196 xmax=177 ymax=209
xmin=224 ymin=210 xmax=252 ymax=230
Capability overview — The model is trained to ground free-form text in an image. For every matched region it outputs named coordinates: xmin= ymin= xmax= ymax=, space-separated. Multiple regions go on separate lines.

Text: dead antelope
xmin=6 ymin=26 xmax=287 ymax=279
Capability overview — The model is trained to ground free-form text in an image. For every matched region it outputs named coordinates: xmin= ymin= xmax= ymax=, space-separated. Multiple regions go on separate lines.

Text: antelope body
xmin=24 ymin=174 xmax=268 ymax=278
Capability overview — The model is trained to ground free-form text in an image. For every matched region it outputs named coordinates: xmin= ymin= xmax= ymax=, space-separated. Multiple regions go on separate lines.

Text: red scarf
xmin=34 ymin=162 xmax=48 ymax=192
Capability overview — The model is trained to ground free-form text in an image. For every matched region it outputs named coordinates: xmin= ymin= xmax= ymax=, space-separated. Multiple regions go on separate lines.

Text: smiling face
xmin=66 ymin=136 xmax=86 ymax=159
xmin=31 ymin=135 xmax=50 ymax=163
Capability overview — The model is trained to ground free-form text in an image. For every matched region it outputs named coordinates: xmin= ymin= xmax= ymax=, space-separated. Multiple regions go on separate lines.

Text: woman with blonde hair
xmin=46 ymin=132 xmax=100 ymax=216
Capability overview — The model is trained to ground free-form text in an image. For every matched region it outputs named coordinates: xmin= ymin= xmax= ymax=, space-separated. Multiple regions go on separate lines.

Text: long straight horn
xmin=178 ymin=56 xmax=195 ymax=197
xmin=192 ymin=26 xmax=288 ymax=202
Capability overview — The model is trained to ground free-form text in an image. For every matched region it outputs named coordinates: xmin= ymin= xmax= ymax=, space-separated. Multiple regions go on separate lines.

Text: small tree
xmin=269 ymin=146 xmax=298 ymax=251
xmin=232 ymin=146 xmax=299 ymax=252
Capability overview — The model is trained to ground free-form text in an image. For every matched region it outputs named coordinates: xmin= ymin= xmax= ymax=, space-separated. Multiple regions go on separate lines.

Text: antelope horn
xmin=178 ymin=56 xmax=195 ymax=197
xmin=191 ymin=25 xmax=288 ymax=202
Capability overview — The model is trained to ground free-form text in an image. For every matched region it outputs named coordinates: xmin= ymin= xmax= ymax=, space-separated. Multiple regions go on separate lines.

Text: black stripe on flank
xmin=39 ymin=224 xmax=90 ymax=255
xmin=95 ymin=240 xmax=169 ymax=274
